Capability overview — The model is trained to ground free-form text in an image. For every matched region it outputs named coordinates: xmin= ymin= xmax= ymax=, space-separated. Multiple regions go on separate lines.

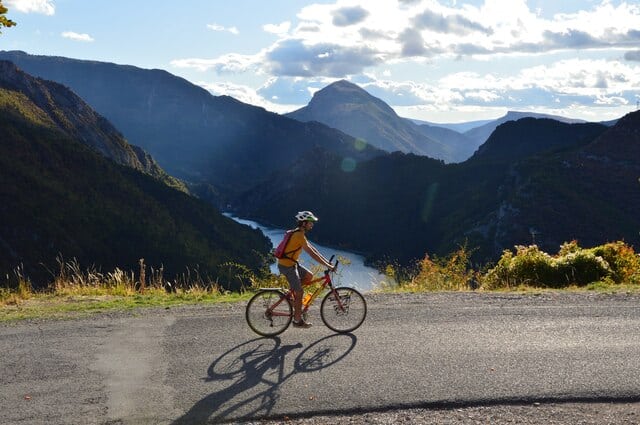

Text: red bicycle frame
xmin=266 ymin=261 xmax=345 ymax=318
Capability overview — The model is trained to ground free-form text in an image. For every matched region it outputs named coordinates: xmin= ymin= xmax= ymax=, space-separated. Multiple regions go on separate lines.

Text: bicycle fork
xmin=330 ymin=289 xmax=350 ymax=315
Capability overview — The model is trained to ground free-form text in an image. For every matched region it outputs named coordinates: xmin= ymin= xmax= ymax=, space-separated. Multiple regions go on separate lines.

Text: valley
xmin=0 ymin=50 xmax=638 ymax=285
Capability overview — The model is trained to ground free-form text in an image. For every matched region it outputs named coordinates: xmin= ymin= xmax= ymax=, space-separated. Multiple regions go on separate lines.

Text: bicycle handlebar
xmin=326 ymin=255 xmax=339 ymax=274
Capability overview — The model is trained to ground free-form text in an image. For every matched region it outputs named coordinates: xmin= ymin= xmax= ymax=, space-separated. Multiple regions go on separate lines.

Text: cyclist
xmin=278 ymin=210 xmax=335 ymax=328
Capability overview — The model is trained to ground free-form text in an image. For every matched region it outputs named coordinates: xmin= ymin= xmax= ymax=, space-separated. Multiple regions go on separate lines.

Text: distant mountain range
xmin=285 ymin=80 xmax=612 ymax=163
xmin=0 ymin=60 xmax=271 ymax=288
xmin=411 ymin=117 xmax=495 ymax=133
xmin=0 ymin=51 xmax=381 ymax=206
xmin=1 ymin=50 xmax=636 ymax=272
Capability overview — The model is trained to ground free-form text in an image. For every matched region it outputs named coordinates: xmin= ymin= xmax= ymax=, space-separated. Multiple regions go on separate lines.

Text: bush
xmin=481 ymin=241 xmax=632 ymax=289
xmin=398 ymin=246 xmax=475 ymax=291
xmin=554 ymin=249 xmax=611 ymax=286
xmin=590 ymin=241 xmax=640 ymax=284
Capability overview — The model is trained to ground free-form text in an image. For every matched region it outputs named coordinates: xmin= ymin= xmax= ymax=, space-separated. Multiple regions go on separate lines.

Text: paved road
xmin=1 ymin=292 xmax=640 ymax=424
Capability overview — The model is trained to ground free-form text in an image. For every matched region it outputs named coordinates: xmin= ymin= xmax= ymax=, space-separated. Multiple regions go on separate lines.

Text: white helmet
xmin=295 ymin=210 xmax=318 ymax=222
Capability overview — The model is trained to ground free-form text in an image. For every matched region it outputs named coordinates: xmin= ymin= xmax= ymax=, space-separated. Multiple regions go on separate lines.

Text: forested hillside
xmin=238 ymin=115 xmax=639 ymax=266
xmin=0 ymin=61 xmax=271 ymax=288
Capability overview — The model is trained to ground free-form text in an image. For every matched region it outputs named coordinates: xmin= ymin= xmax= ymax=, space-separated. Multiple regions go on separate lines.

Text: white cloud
xmin=367 ymin=56 xmax=639 ymax=121
xmin=207 ymin=23 xmax=239 ymax=35
xmin=170 ymin=1 xmax=640 ymax=122
xmin=61 ymin=31 xmax=94 ymax=42
xmin=332 ymin=5 xmax=369 ymax=27
xmin=196 ymin=80 xmax=299 ymax=114
xmin=171 ymin=52 xmax=260 ymax=74
xmin=264 ymin=21 xmax=291 ymax=35
xmin=5 ymin=0 xmax=54 ymax=15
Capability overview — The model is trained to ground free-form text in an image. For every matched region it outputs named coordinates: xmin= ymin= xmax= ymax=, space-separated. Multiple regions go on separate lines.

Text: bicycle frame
xmin=266 ymin=262 xmax=345 ymax=319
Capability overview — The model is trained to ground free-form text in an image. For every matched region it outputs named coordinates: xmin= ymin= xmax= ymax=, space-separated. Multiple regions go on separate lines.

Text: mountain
xmin=0 ymin=51 xmax=381 ymax=205
xmin=415 ymin=123 xmax=477 ymax=161
xmin=237 ymin=114 xmax=640 ymax=265
xmin=464 ymin=111 xmax=589 ymax=153
xmin=470 ymin=118 xmax=608 ymax=162
xmin=286 ymin=79 xmax=473 ymax=163
xmin=584 ymin=111 xmax=640 ymax=160
xmin=0 ymin=61 xmax=271 ymax=288
xmin=0 ymin=60 xmax=185 ymax=192
xmin=411 ymin=117 xmax=495 ymax=133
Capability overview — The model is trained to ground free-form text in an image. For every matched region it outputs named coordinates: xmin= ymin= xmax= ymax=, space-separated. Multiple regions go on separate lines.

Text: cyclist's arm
xmin=303 ymin=241 xmax=334 ymax=269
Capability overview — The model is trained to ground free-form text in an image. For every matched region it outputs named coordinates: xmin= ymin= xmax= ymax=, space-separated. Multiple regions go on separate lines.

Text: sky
xmin=2 ymin=0 xmax=640 ymax=123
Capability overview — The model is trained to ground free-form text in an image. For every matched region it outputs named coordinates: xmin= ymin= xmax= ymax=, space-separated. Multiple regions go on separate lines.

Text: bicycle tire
xmin=245 ymin=289 xmax=292 ymax=337
xmin=320 ymin=287 xmax=367 ymax=333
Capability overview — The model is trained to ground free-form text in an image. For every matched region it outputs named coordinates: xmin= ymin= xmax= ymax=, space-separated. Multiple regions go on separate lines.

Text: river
xmin=226 ymin=214 xmax=392 ymax=292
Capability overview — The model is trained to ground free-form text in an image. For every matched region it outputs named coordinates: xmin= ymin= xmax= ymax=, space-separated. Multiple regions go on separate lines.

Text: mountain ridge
xmin=286 ymin=79 xmax=466 ymax=162
xmin=0 ymin=60 xmax=186 ymax=191
xmin=0 ymin=51 xmax=382 ymax=205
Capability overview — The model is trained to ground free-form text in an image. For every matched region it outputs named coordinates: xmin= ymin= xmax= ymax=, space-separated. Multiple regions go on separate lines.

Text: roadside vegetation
xmin=0 ymin=258 xmax=261 ymax=322
xmin=387 ymin=240 xmax=640 ymax=293
xmin=2 ymin=241 xmax=639 ymax=322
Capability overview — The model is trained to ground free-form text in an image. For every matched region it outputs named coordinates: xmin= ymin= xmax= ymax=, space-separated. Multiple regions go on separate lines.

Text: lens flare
xmin=421 ymin=182 xmax=439 ymax=223
xmin=341 ymin=157 xmax=357 ymax=172
xmin=354 ymin=138 xmax=367 ymax=151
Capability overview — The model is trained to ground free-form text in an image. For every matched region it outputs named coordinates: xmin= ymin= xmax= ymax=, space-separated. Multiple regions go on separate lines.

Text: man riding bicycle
xmin=278 ymin=211 xmax=335 ymax=328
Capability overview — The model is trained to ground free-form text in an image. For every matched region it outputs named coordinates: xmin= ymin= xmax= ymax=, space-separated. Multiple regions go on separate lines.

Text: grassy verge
xmin=2 ymin=241 xmax=639 ymax=322
xmin=0 ymin=291 xmax=252 ymax=322
xmin=0 ymin=258 xmax=271 ymax=322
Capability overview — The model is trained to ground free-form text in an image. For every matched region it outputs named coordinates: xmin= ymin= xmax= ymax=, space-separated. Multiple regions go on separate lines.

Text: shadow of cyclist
xmin=172 ymin=333 xmax=357 ymax=424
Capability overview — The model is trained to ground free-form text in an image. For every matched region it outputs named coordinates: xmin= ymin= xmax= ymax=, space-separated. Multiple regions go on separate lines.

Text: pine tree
xmin=0 ymin=0 xmax=16 ymax=33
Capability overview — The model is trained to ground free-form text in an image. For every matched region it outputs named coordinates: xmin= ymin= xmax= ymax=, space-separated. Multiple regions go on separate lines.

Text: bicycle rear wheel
xmin=320 ymin=287 xmax=367 ymax=333
xmin=246 ymin=289 xmax=292 ymax=337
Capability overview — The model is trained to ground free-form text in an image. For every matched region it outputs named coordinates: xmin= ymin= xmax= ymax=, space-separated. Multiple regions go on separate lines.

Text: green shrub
xmin=481 ymin=241 xmax=633 ymax=289
xmin=554 ymin=249 xmax=611 ymax=286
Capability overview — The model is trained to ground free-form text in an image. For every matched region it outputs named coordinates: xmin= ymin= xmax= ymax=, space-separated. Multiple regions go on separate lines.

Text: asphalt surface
xmin=1 ymin=292 xmax=640 ymax=424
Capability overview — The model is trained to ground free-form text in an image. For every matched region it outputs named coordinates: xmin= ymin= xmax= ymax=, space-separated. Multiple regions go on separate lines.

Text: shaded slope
xmin=464 ymin=111 xmax=589 ymax=153
xmin=470 ymin=118 xmax=608 ymax=162
xmin=0 ymin=62 xmax=271 ymax=288
xmin=238 ymin=114 xmax=639 ymax=265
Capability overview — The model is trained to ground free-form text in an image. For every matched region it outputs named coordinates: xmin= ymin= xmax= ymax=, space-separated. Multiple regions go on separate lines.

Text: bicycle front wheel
xmin=320 ymin=287 xmax=367 ymax=333
xmin=246 ymin=289 xmax=292 ymax=337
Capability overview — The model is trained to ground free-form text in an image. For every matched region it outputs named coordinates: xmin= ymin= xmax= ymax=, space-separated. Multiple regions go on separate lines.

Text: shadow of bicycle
xmin=171 ymin=333 xmax=357 ymax=424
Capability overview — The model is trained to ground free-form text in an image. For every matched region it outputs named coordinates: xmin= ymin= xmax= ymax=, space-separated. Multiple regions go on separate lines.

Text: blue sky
xmin=2 ymin=0 xmax=640 ymax=123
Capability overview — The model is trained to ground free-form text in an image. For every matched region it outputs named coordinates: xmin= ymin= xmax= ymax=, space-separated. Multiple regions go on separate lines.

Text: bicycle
xmin=245 ymin=257 xmax=367 ymax=337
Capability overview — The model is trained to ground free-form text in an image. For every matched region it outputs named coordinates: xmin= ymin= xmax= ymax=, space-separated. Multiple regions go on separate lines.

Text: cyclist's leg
xmin=298 ymin=264 xmax=313 ymax=286
xmin=296 ymin=264 xmax=313 ymax=325
xmin=278 ymin=264 xmax=304 ymax=322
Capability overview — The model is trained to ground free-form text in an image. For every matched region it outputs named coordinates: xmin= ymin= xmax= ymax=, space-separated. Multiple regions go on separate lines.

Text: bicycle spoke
xmin=320 ymin=287 xmax=367 ymax=333
xmin=246 ymin=290 xmax=292 ymax=337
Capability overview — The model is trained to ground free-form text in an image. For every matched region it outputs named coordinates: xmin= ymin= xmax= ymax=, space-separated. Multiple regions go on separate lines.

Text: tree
xmin=0 ymin=0 xmax=16 ymax=33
